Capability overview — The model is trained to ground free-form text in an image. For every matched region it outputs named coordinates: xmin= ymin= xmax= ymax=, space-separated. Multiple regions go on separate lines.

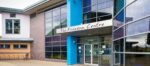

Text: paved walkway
xmin=0 ymin=60 xmax=91 ymax=66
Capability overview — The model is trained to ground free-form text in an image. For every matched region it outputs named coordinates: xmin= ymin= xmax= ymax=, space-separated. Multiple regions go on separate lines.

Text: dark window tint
xmin=6 ymin=19 xmax=13 ymax=34
xmin=14 ymin=20 xmax=20 ymax=34
xmin=0 ymin=44 xmax=10 ymax=49
xmin=20 ymin=45 xmax=27 ymax=48
xmin=126 ymin=54 xmax=150 ymax=66
xmin=14 ymin=44 xmax=27 ymax=49
xmin=113 ymin=39 xmax=124 ymax=52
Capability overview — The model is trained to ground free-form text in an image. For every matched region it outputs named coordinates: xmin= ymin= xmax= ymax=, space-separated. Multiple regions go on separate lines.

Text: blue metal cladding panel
xmin=67 ymin=0 xmax=83 ymax=26
xmin=67 ymin=0 xmax=83 ymax=65
xmin=67 ymin=36 xmax=77 ymax=65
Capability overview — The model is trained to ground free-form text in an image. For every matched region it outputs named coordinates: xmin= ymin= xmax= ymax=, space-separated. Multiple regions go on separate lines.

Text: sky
xmin=0 ymin=0 xmax=43 ymax=9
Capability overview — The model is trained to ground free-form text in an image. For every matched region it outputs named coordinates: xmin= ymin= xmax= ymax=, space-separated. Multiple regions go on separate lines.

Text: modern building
xmin=56 ymin=0 xmax=113 ymax=65
xmin=0 ymin=0 xmax=114 ymax=65
xmin=3 ymin=0 xmax=150 ymax=66
xmin=113 ymin=0 xmax=150 ymax=66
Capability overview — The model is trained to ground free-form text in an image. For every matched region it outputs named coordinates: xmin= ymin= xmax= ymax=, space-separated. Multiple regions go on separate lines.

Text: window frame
xmin=5 ymin=19 xmax=20 ymax=34
xmin=13 ymin=44 xmax=28 ymax=49
xmin=0 ymin=44 xmax=10 ymax=49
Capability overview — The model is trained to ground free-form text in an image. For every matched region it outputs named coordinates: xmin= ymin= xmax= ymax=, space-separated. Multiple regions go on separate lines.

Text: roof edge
xmin=23 ymin=0 xmax=49 ymax=12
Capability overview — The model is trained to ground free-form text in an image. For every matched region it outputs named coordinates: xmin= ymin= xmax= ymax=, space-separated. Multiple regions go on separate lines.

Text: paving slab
xmin=0 ymin=60 xmax=92 ymax=66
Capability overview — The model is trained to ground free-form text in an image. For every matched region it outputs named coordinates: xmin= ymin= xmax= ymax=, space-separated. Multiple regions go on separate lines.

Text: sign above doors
xmin=56 ymin=19 xmax=112 ymax=34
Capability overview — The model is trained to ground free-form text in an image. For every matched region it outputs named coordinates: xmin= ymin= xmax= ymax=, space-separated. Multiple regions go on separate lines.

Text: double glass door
xmin=84 ymin=44 xmax=111 ymax=66
xmin=77 ymin=36 xmax=112 ymax=66
xmin=84 ymin=44 xmax=99 ymax=64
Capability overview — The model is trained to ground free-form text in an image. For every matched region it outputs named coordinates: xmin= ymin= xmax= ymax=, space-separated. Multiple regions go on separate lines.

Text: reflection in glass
xmin=114 ymin=53 xmax=124 ymax=66
xmin=85 ymin=45 xmax=91 ymax=63
xmin=126 ymin=0 xmax=150 ymax=22
xmin=126 ymin=33 xmax=150 ymax=52
xmin=113 ymin=27 xmax=124 ymax=39
xmin=114 ymin=39 xmax=124 ymax=52
xmin=45 ymin=5 xmax=67 ymax=60
xmin=93 ymin=44 xmax=99 ymax=64
xmin=83 ymin=0 xmax=113 ymax=24
xmin=126 ymin=54 xmax=150 ymax=66
xmin=113 ymin=0 xmax=124 ymax=29
xmin=126 ymin=17 xmax=149 ymax=36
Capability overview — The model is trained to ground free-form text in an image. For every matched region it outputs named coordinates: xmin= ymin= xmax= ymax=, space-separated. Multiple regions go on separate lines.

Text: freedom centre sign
xmin=56 ymin=19 xmax=112 ymax=34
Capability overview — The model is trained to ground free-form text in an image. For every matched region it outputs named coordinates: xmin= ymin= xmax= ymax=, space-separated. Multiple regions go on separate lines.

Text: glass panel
xmin=126 ymin=0 xmax=150 ymax=22
xmin=126 ymin=33 xmax=150 ymax=52
xmin=53 ymin=46 xmax=60 ymax=51
xmin=20 ymin=45 xmax=27 ymax=48
xmin=83 ymin=0 xmax=113 ymax=24
xmin=114 ymin=53 xmax=124 ymax=66
xmin=97 ymin=0 xmax=113 ymax=21
xmin=6 ymin=19 xmax=13 ymax=34
xmin=0 ymin=44 xmax=10 ymax=49
xmin=61 ymin=45 xmax=66 ymax=51
xmin=45 ymin=37 xmax=52 ymax=43
xmin=126 ymin=18 xmax=149 ymax=36
xmin=46 ymin=47 xmax=52 ymax=51
xmin=52 ymin=52 xmax=61 ymax=59
xmin=83 ymin=0 xmax=91 ymax=7
xmin=100 ymin=43 xmax=111 ymax=66
xmin=92 ymin=44 xmax=99 ymax=64
xmin=113 ymin=0 xmax=124 ymax=29
xmin=52 ymin=36 xmax=60 ymax=41
xmin=114 ymin=39 xmax=124 ymax=52
xmin=53 ymin=8 xmax=60 ymax=17
xmin=14 ymin=20 xmax=20 ymax=34
xmin=13 ymin=45 xmax=19 ymax=49
xmin=61 ymin=52 xmax=66 ymax=60
xmin=125 ymin=54 xmax=150 ymax=66
xmin=113 ymin=27 xmax=124 ymax=39
xmin=45 ymin=52 xmax=52 ymax=58
xmin=85 ymin=45 xmax=91 ymax=63
xmin=52 ymin=16 xmax=60 ymax=35
xmin=45 ymin=10 xmax=53 ymax=36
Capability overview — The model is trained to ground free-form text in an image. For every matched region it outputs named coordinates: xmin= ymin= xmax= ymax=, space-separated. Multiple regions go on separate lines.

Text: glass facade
xmin=45 ymin=5 xmax=67 ymax=60
xmin=82 ymin=0 xmax=113 ymax=24
xmin=113 ymin=0 xmax=150 ymax=66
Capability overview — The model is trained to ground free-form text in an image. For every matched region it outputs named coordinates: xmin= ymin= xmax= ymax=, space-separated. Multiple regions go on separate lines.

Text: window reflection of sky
xmin=126 ymin=0 xmax=150 ymax=21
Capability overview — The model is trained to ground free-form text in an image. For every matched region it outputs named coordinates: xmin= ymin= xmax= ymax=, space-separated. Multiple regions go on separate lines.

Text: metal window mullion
xmin=3 ymin=44 xmax=6 ymax=48
xmin=19 ymin=45 xmax=21 ymax=48
xmin=60 ymin=7 xmax=62 ymax=59
xmin=51 ymin=9 xmax=53 ymax=58
xmin=96 ymin=0 xmax=98 ymax=22
xmin=12 ymin=20 xmax=15 ymax=34
xmin=123 ymin=0 xmax=126 ymax=66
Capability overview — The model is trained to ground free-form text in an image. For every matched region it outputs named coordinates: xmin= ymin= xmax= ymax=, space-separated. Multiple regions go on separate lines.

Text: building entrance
xmin=84 ymin=44 xmax=99 ymax=65
xmin=77 ymin=36 xmax=112 ymax=66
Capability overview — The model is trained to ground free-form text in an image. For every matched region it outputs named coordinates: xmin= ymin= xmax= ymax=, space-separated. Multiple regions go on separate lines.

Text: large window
xmin=83 ymin=0 xmax=113 ymax=24
xmin=45 ymin=5 xmax=67 ymax=60
xmin=45 ymin=5 xmax=67 ymax=36
xmin=5 ymin=19 xmax=20 ymax=34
